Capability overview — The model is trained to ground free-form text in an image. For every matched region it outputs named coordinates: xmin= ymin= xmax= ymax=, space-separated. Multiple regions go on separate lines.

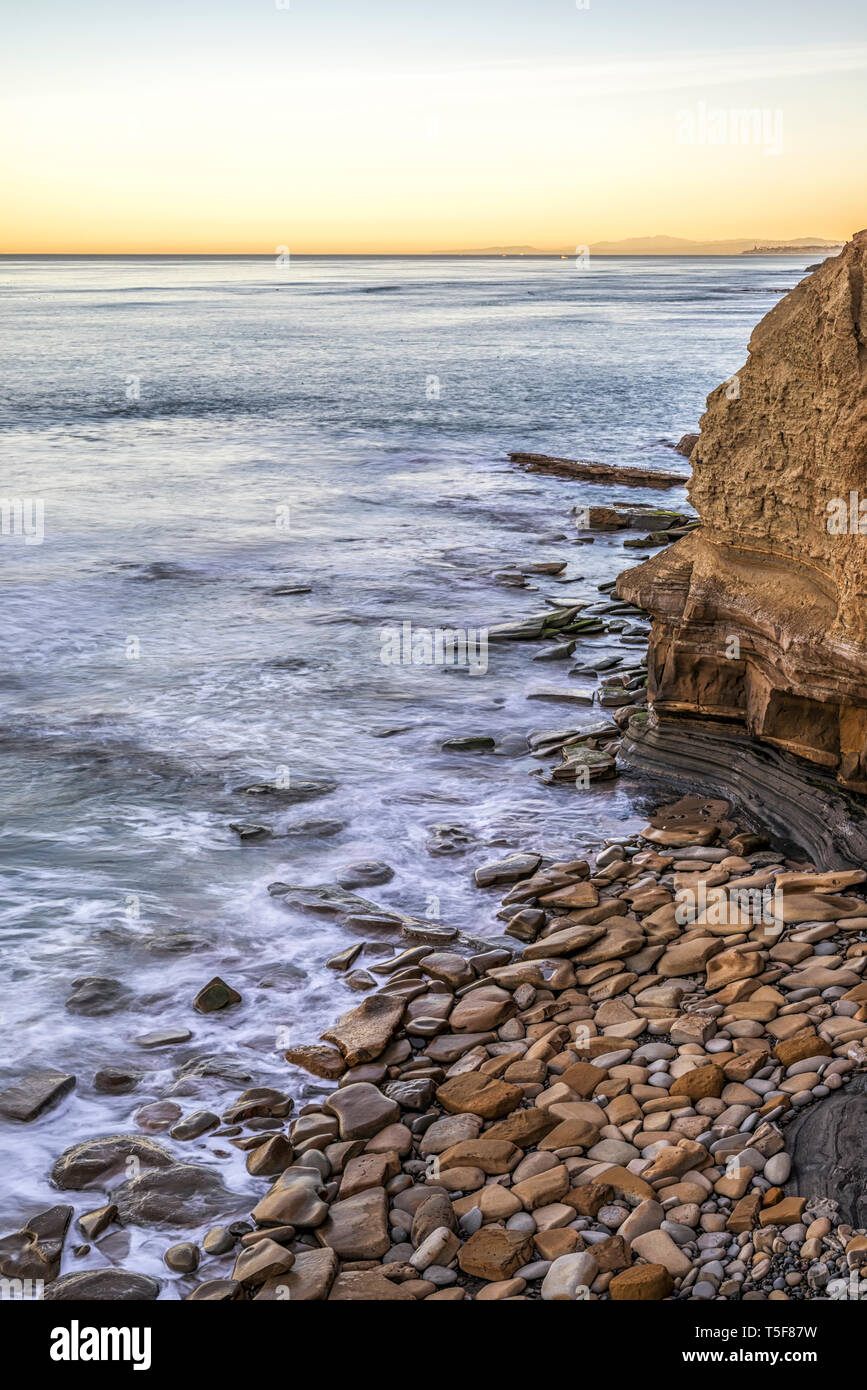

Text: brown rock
xmin=435 ymin=1073 xmax=522 ymax=1120
xmin=669 ymin=1064 xmax=725 ymax=1101
xmin=457 ymin=1227 xmax=535 ymax=1282
xmin=774 ymin=1029 xmax=832 ymax=1067
xmin=321 ymin=993 xmax=406 ymax=1067
xmin=609 ymin=1263 xmax=673 ymax=1301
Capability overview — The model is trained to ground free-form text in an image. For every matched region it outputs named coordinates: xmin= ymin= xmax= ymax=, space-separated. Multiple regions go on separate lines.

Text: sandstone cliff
xmin=619 ymin=229 xmax=867 ymax=792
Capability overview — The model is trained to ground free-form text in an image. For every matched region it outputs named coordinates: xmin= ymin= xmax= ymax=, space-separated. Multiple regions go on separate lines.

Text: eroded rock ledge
xmin=618 ymin=230 xmax=867 ymax=795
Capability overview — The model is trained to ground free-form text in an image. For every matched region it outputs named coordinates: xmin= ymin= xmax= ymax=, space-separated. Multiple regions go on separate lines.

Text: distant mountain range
xmin=445 ymin=236 xmax=844 ymax=256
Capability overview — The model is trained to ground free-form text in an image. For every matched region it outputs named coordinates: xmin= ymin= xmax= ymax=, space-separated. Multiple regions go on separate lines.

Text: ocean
xmin=0 ymin=252 xmax=810 ymax=1275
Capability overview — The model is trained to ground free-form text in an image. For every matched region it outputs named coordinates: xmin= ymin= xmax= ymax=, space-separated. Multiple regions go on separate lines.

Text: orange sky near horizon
xmin=1 ymin=8 xmax=865 ymax=254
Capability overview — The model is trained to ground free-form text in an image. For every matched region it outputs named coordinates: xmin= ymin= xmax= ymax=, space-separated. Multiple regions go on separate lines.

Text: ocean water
xmin=0 ymin=253 xmax=810 ymax=1283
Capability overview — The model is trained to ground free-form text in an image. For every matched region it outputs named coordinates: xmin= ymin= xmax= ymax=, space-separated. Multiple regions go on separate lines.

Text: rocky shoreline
xmin=3 ymin=240 xmax=866 ymax=1303
xmin=3 ymin=530 xmax=866 ymax=1304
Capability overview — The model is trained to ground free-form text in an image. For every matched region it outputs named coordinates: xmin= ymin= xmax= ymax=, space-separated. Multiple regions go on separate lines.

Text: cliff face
xmin=619 ymin=230 xmax=867 ymax=792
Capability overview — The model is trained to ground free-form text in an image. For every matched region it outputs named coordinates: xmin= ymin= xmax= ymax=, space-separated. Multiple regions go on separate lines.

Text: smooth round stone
xmin=203 ymin=1226 xmax=235 ymax=1255
xmin=515 ymin=1260 xmax=551 ymax=1281
xmin=763 ymin=1153 xmax=791 ymax=1185
xmin=506 ymin=1212 xmax=537 ymax=1233
xmin=812 ymin=1084 xmax=830 ymax=1097
xmin=592 ymin=1050 xmax=631 ymax=1069
xmin=386 ymin=1243 xmax=414 ymax=1263
xmin=706 ymin=1039 xmax=732 ymax=1053
xmin=597 ymin=1205 xmax=628 ymax=1229
xmin=425 ymin=1266 xmax=457 ymax=1287
xmin=459 ymin=1208 xmax=483 ymax=1235
xmin=692 ymin=1281 xmax=717 ymax=1299
xmin=632 ymin=1043 xmax=676 ymax=1063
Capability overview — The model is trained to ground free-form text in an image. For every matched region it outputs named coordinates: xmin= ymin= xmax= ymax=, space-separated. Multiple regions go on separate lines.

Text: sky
xmin=1 ymin=0 xmax=865 ymax=252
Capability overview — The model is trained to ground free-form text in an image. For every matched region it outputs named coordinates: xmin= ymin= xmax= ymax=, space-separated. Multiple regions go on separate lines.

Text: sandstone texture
xmin=619 ymin=231 xmax=867 ymax=791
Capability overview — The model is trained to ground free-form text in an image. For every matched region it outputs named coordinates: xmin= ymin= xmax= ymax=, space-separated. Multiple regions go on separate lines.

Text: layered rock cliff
xmin=619 ymin=230 xmax=867 ymax=802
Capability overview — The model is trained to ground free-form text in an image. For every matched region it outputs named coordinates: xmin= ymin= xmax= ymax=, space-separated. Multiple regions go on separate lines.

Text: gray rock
xmin=0 ymin=1070 xmax=75 ymax=1122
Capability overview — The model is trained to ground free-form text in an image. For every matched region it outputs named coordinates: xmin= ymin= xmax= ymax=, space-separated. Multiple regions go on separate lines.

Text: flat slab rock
xmin=0 ymin=1070 xmax=76 ymax=1122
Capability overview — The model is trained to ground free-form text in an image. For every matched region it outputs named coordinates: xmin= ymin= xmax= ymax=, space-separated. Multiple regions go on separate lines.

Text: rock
xmin=321 ymin=994 xmax=406 ymax=1067
xmin=784 ymin=1073 xmax=867 ymax=1225
xmin=165 ymin=1242 xmax=200 ymax=1273
xmin=233 ymin=1238 xmax=294 ymax=1286
xmin=0 ymin=1205 xmax=72 ymax=1282
xmin=44 ymin=1270 xmax=161 ymax=1301
xmin=324 ymin=1083 xmax=400 ymax=1140
xmin=187 ymin=1280 xmax=242 ymax=1301
xmin=474 ymin=854 xmax=542 ymax=887
xmin=92 ymin=1067 xmax=141 ymax=1095
xmin=669 ymin=1064 xmax=725 ymax=1100
xmin=774 ymin=1030 xmax=832 ymax=1067
xmin=251 ymin=1170 xmax=329 ymax=1228
xmin=112 ymin=1162 xmax=244 ymax=1228
xmin=458 ymin=1228 xmax=535 ymax=1282
xmin=618 ymin=231 xmax=867 ymax=796
xmin=193 ymin=977 xmax=241 ymax=1013
xmin=328 ymin=1271 xmax=416 ymax=1300
xmin=435 ymin=1074 xmax=523 ymax=1120
xmin=336 ymin=861 xmax=394 ymax=888
xmin=0 ymin=1070 xmax=75 ymax=1122
xmin=674 ymin=433 xmax=699 ymax=457
xmin=284 ymin=1044 xmax=346 ymax=1080
xmin=134 ymin=1028 xmax=192 ymax=1048
xmin=609 ymin=1263 xmax=673 ymax=1301
xmin=254 ymin=1247 xmax=338 ymax=1301
xmin=631 ymin=1229 xmax=692 ymax=1276
xmin=540 ymin=1251 xmax=598 ymax=1299
xmin=65 ymin=977 xmax=130 ymax=1016
xmin=316 ymin=1188 xmax=390 ymax=1260
xmin=51 ymin=1134 xmax=175 ymax=1189
xmin=170 ymin=1110 xmax=220 ymax=1141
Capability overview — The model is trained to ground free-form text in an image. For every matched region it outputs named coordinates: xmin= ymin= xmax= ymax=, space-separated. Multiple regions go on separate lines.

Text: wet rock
xmin=0 ymin=1204 xmax=72 ymax=1283
xmin=336 ymin=861 xmax=394 ymax=888
xmin=165 ymin=1242 xmax=200 ymax=1273
xmin=65 ymin=976 xmax=131 ymax=1016
xmin=284 ymin=1044 xmax=346 ymax=1080
xmin=193 ymin=977 xmax=242 ymax=1013
xmin=77 ymin=1206 xmax=117 ymax=1241
xmin=0 ymin=1070 xmax=75 ymax=1122
xmin=134 ymin=1027 xmax=193 ymax=1048
xmin=44 ymin=1270 xmax=161 ymax=1301
xmin=234 ymin=777 xmax=337 ymax=803
xmin=51 ymin=1134 xmax=176 ymax=1190
xmin=170 ymin=1110 xmax=220 ymax=1141
xmin=112 ymin=1161 xmax=245 ymax=1228
xmin=93 ymin=1067 xmax=142 ymax=1095
xmin=135 ymin=1101 xmax=183 ymax=1132
xmin=474 ymin=854 xmax=542 ymax=887
xmin=229 ymin=822 xmax=272 ymax=840
xmin=321 ymin=994 xmax=406 ymax=1067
